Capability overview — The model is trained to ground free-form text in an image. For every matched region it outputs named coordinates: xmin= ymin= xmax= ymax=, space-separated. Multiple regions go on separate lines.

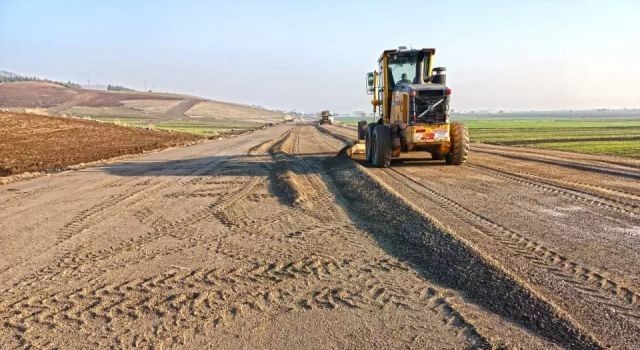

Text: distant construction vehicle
xmin=352 ymin=47 xmax=469 ymax=167
xmin=318 ymin=110 xmax=334 ymax=125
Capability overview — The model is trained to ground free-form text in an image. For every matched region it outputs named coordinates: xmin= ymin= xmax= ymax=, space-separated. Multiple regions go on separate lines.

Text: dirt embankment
xmin=0 ymin=111 xmax=199 ymax=177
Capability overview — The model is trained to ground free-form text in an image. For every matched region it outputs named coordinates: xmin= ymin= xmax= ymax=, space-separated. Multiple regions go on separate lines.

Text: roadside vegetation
xmin=154 ymin=119 xmax=266 ymax=136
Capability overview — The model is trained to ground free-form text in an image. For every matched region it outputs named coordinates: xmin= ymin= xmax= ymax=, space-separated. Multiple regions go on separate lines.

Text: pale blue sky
xmin=1 ymin=0 xmax=639 ymax=112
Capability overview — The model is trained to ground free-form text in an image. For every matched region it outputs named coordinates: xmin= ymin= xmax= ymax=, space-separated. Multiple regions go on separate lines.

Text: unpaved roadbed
xmin=1 ymin=123 xmax=638 ymax=348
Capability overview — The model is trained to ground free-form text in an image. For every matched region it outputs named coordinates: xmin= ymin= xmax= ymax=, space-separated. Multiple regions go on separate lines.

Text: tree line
xmin=0 ymin=75 xmax=81 ymax=88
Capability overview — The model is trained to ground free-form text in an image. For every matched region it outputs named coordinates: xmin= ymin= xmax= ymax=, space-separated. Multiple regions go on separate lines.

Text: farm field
xmin=0 ymin=111 xmax=198 ymax=177
xmin=463 ymin=118 xmax=640 ymax=157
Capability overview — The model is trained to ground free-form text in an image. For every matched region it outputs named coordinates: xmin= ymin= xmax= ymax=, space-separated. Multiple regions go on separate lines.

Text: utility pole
xmin=144 ymin=80 xmax=147 ymax=91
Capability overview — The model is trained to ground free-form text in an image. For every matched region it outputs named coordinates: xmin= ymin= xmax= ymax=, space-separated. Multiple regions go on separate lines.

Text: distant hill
xmin=0 ymin=69 xmax=80 ymax=88
xmin=0 ymin=80 xmax=287 ymax=134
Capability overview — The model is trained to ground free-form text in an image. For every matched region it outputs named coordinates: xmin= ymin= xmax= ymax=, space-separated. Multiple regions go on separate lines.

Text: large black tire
xmin=372 ymin=124 xmax=392 ymax=167
xmin=445 ymin=122 xmax=469 ymax=165
xmin=365 ymin=123 xmax=377 ymax=162
xmin=357 ymin=121 xmax=367 ymax=140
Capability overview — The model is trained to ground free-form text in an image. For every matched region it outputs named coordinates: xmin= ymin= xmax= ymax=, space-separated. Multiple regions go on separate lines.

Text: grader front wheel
xmin=372 ymin=125 xmax=392 ymax=168
xmin=365 ymin=123 xmax=377 ymax=162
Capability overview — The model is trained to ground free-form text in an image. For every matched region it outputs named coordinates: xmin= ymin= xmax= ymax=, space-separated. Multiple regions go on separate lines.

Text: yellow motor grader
xmin=351 ymin=47 xmax=469 ymax=167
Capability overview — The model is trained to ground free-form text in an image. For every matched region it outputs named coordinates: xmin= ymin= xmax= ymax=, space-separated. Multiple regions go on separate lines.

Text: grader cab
xmin=353 ymin=47 xmax=469 ymax=167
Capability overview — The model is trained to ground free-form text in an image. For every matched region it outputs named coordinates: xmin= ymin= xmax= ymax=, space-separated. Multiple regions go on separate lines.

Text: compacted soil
xmin=1 ymin=122 xmax=638 ymax=349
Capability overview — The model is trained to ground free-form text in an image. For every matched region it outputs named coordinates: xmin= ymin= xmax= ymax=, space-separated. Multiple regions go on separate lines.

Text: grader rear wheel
xmin=445 ymin=121 xmax=469 ymax=165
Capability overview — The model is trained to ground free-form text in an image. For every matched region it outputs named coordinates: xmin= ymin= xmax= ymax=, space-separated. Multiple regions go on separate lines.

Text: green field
xmin=461 ymin=118 xmax=640 ymax=157
xmin=336 ymin=112 xmax=640 ymax=157
xmin=154 ymin=119 xmax=265 ymax=136
xmin=80 ymin=116 xmax=152 ymax=128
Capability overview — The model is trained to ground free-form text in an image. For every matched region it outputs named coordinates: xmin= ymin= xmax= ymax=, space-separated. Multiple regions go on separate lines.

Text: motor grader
xmin=352 ymin=47 xmax=469 ymax=167
xmin=318 ymin=110 xmax=334 ymax=125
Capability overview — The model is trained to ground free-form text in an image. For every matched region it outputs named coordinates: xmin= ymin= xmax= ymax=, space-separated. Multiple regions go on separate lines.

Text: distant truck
xmin=319 ymin=110 xmax=334 ymax=125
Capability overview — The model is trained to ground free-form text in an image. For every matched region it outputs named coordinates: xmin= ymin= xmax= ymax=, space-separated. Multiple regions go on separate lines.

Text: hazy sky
xmin=1 ymin=0 xmax=639 ymax=113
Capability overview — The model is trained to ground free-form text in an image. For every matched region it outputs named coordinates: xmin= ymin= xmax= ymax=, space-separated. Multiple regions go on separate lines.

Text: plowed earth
xmin=1 ymin=122 xmax=639 ymax=349
xmin=0 ymin=112 xmax=198 ymax=176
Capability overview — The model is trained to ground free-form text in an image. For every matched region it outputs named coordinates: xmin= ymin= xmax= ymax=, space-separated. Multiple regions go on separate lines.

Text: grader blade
xmin=347 ymin=140 xmax=366 ymax=158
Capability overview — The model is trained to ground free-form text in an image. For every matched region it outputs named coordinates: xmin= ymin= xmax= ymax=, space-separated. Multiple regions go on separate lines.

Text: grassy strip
xmin=154 ymin=120 xmax=265 ymax=136
xmin=534 ymin=140 xmax=640 ymax=157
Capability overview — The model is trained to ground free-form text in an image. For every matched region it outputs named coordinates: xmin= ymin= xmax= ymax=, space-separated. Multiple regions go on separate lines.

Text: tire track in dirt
xmin=465 ymin=163 xmax=640 ymax=216
xmin=470 ymin=161 xmax=640 ymax=202
xmin=473 ymin=148 xmax=640 ymax=180
xmin=386 ymin=168 xmax=640 ymax=316
xmin=473 ymin=143 xmax=640 ymax=171
xmin=0 ymin=177 xmax=126 ymax=218
xmin=323 ymin=151 xmax=600 ymax=349
xmin=54 ymin=180 xmax=173 ymax=245
xmin=0 ymin=129 xmax=294 ymax=297
xmin=2 ymin=176 xmax=262 ymax=298
xmin=1 ymin=256 xmax=487 ymax=349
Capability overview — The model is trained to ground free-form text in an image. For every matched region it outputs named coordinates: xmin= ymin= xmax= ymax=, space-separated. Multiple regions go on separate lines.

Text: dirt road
xmin=1 ymin=123 xmax=638 ymax=349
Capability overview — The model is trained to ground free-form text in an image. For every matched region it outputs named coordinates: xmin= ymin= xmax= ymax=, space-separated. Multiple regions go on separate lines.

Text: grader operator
xmin=354 ymin=47 xmax=469 ymax=167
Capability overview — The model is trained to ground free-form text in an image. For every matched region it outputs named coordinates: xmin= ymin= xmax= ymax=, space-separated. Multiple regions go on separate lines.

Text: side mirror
xmin=366 ymin=72 xmax=374 ymax=95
